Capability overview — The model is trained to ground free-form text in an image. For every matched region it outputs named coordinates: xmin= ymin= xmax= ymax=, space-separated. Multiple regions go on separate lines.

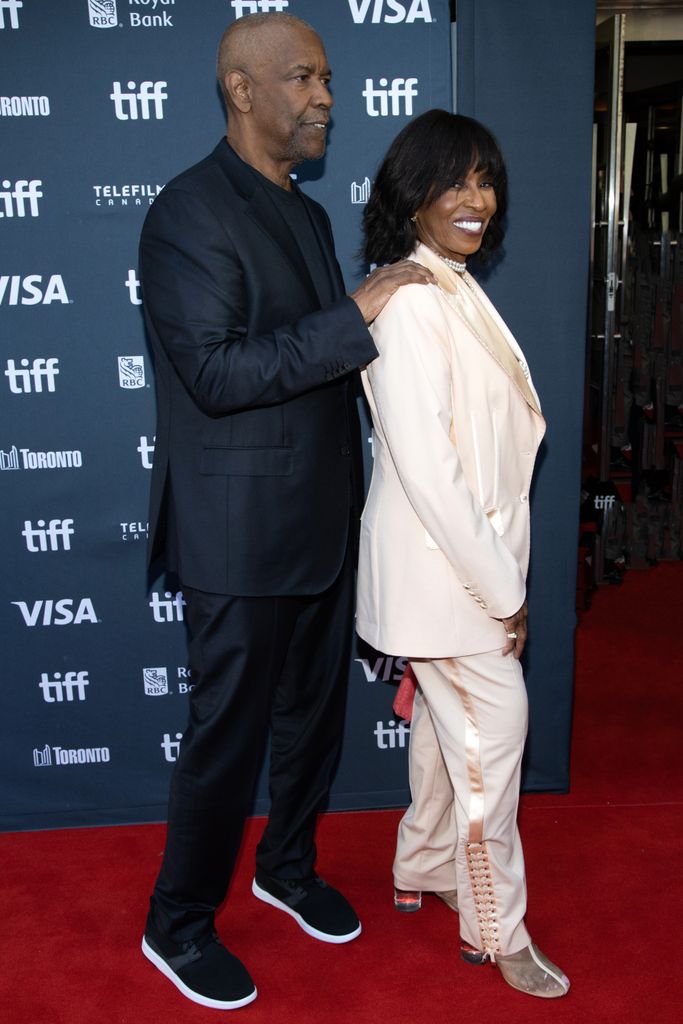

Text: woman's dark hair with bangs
xmin=362 ymin=109 xmax=507 ymax=266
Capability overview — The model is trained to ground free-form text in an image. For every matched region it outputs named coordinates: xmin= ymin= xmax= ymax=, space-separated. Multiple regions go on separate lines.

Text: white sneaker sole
xmin=252 ymin=878 xmax=362 ymax=944
xmin=141 ymin=937 xmax=257 ymax=1010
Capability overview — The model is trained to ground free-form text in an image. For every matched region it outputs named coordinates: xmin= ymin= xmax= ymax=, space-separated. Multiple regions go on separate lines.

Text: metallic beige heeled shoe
xmin=494 ymin=944 xmax=570 ymax=998
xmin=393 ymin=887 xmax=422 ymax=912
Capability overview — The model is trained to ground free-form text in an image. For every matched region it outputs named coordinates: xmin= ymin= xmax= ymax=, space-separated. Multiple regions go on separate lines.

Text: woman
xmin=357 ymin=109 xmax=569 ymax=999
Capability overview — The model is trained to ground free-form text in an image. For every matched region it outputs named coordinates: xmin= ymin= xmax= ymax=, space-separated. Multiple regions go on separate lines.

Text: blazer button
xmin=340 ymin=445 xmax=351 ymax=456
xmin=520 ymin=493 xmax=528 ymax=503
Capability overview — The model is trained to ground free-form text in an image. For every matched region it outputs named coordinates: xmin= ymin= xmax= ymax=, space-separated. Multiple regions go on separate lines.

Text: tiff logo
xmin=231 ymin=1 xmax=289 ymax=17
xmin=110 ymin=81 xmax=167 ymax=120
xmin=138 ymin=434 xmax=155 ymax=468
xmin=375 ymin=718 xmax=411 ymax=749
xmin=351 ymin=177 xmax=371 ymax=205
xmin=0 ymin=0 xmax=22 ymax=30
xmin=363 ymin=77 xmax=418 ymax=117
xmin=348 ymin=0 xmax=432 ymax=23
xmin=161 ymin=731 xmax=183 ymax=762
xmin=39 ymin=671 xmax=89 ymax=702
xmin=0 ymin=179 xmax=42 ymax=217
xmin=595 ymin=495 xmax=616 ymax=510
xmin=125 ymin=268 xmax=141 ymax=305
xmin=22 ymin=518 xmax=75 ymax=552
xmin=5 ymin=358 xmax=59 ymax=393
xmin=149 ymin=590 xmax=186 ymax=623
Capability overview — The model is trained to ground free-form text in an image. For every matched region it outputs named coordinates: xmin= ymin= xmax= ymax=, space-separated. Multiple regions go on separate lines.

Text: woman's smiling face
xmin=414 ymin=168 xmax=497 ymax=263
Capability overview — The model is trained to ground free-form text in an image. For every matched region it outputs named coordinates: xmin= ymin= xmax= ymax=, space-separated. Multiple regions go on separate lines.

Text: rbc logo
xmin=88 ymin=0 xmax=117 ymax=27
xmin=149 ymin=591 xmax=186 ymax=623
xmin=110 ymin=81 xmax=167 ymax=120
xmin=231 ymin=1 xmax=289 ymax=17
xmin=118 ymin=356 xmax=145 ymax=389
xmin=349 ymin=0 xmax=432 ymax=23
xmin=363 ymin=77 xmax=418 ymax=117
xmin=143 ymin=667 xmax=169 ymax=696
xmin=0 ymin=179 xmax=42 ymax=217
xmin=22 ymin=519 xmax=75 ymax=552
xmin=5 ymin=358 xmax=59 ymax=393
xmin=0 ymin=0 xmax=23 ymax=30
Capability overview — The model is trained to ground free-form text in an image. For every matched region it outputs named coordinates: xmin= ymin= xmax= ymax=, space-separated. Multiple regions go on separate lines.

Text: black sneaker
xmin=252 ymin=868 xmax=361 ymax=944
xmin=141 ymin=921 xmax=257 ymax=1010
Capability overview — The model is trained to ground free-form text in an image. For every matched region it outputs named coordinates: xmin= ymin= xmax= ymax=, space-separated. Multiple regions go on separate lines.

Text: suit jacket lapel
xmin=412 ymin=244 xmax=542 ymax=416
xmin=211 ymin=139 xmax=320 ymax=308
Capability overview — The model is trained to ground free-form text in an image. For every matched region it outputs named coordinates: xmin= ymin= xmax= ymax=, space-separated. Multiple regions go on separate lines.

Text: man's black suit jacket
xmin=140 ymin=139 xmax=378 ymax=596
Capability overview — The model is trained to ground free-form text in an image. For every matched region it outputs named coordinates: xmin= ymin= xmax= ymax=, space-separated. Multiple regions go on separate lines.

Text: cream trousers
xmin=393 ymin=650 xmax=531 ymax=956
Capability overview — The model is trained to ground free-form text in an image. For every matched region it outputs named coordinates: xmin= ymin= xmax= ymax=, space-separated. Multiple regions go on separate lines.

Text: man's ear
xmin=224 ymin=70 xmax=252 ymax=113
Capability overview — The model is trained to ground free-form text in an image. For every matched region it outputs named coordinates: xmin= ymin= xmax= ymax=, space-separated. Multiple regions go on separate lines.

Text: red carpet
xmin=2 ymin=563 xmax=682 ymax=1023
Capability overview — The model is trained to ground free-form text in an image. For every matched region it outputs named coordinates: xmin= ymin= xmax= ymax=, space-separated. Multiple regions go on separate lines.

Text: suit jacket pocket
xmin=200 ymin=446 xmax=293 ymax=476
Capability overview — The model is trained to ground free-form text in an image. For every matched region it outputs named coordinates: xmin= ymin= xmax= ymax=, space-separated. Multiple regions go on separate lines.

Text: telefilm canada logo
xmin=120 ymin=520 xmax=148 ymax=541
xmin=231 ymin=1 xmax=289 ymax=18
xmin=0 ymin=0 xmax=23 ymax=30
xmin=0 ymin=445 xmax=83 ymax=471
xmin=0 ymin=96 xmax=50 ymax=117
xmin=33 ymin=744 xmax=110 ymax=767
xmin=92 ymin=183 xmax=163 ymax=209
xmin=143 ymin=667 xmax=169 ymax=696
xmin=0 ymin=179 xmax=42 ymax=218
xmin=118 ymin=355 xmax=145 ymax=389
xmin=348 ymin=0 xmax=433 ymax=23
xmin=0 ymin=274 xmax=69 ymax=305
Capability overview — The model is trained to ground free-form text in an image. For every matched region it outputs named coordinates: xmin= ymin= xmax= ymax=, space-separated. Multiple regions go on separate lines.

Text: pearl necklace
xmin=436 ymin=252 xmax=466 ymax=276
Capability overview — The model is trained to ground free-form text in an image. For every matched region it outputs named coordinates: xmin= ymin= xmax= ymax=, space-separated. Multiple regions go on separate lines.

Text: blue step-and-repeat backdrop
xmin=1 ymin=0 xmax=454 ymax=830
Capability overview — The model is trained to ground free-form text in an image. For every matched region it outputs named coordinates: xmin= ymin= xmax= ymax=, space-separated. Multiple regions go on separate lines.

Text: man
xmin=139 ymin=12 xmax=433 ymax=1011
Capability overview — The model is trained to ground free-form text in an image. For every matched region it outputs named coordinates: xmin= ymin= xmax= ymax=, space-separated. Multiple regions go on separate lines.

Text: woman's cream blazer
xmin=356 ymin=243 xmax=546 ymax=659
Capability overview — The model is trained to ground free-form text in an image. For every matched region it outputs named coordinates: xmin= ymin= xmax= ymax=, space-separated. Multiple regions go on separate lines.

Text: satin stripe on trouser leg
xmin=396 ymin=651 xmax=531 ymax=957
xmin=392 ymin=686 xmax=458 ymax=893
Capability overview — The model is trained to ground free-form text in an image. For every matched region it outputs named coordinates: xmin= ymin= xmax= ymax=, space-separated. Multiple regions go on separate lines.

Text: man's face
xmin=246 ymin=25 xmax=333 ymax=167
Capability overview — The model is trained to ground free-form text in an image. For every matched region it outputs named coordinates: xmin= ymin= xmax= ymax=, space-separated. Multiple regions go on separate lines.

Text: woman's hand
xmin=501 ymin=601 xmax=528 ymax=659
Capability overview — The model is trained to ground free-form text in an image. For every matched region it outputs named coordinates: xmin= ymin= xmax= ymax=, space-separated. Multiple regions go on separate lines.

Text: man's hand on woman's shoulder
xmin=350 ymin=260 xmax=435 ymax=325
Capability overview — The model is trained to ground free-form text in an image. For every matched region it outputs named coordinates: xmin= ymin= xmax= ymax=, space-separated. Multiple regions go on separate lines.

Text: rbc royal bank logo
xmin=143 ymin=667 xmax=169 ymax=696
xmin=0 ymin=180 xmax=42 ymax=218
xmin=5 ymin=358 xmax=59 ymax=393
xmin=0 ymin=274 xmax=69 ymax=305
xmin=349 ymin=0 xmax=432 ymax=22
xmin=110 ymin=81 xmax=167 ymax=120
xmin=363 ymin=77 xmax=418 ymax=117
xmin=22 ymin=518 xmax=75 ymax=552
xmin=231 ymin=1 xmax=289 ymax=17
xmin=88 ymin=0 xmax=117 ymax=27
xmin=0 ymin=0 xmax=23 ymax=30
xmin=118 ymin=355 xmax=145 ymax=389
xmin=39 ymin=671 xmax=90 ymax=702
